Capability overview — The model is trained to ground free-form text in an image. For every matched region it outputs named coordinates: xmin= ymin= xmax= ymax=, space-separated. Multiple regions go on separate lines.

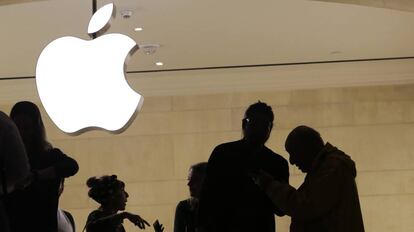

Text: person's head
xmin=242 ymin=101 xmax=274 ymax=146
xmin=87 ymin=175 xmax=128 ymax=212
xmin=10 ymin=101 xmax=50 ymax=154
xmin=285 ymin=125 xmax=325 ymax=173
xmin=187 ymin=162 xmax=207 ymax=198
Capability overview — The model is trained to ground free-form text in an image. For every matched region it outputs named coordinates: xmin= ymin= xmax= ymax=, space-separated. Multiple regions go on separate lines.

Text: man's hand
xmin=250 ymin=169 xmax=275 ymax=190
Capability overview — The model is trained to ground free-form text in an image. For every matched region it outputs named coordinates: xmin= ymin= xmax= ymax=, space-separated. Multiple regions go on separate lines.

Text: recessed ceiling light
xmin=134 ymin=27 xmax=143 ymax=32
xmin=155 ymin=62 xmax=164 ymax=66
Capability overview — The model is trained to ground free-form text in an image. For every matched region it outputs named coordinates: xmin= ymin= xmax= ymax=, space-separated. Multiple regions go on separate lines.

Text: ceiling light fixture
xmin=155 ymin=62 xmax=164 ymax=66
xmin=134 ymin=27 xmax=143 ymax=31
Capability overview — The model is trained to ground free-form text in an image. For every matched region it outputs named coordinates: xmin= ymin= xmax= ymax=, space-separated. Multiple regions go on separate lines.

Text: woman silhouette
xmin=6 ymin=101 xmax=79 ymax=232
xmin=85 ymin=175 xmax=150 ymax=232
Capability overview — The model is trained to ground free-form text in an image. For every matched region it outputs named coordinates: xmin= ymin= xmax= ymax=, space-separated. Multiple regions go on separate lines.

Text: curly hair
xmin=86 ymin=175 xmax=125 ymax=205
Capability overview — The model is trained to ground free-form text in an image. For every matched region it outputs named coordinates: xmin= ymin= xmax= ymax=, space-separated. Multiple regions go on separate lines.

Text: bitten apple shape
xmin=36 ymin=3 xmax=143 ymax=134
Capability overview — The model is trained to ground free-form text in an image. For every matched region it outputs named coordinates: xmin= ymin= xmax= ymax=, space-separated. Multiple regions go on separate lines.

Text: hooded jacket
xmin=265 ymin=143 xmax=365 ymax=232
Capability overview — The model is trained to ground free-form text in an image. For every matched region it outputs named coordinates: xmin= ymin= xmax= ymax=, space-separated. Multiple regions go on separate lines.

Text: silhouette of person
xmin=174 ymin=162 xmax=207 ymax=232
xmin=252 ymin=125 xmax=365 ymax=232
xmin=5 ymin=101 xmax=79 ymax=232
xmin=0 ymin=111 xmax=30 ymax=232
xmin=57 ymin=179 xmax=76 ymax=232
xmin=198 ymin=101 xmax=289 ymax=232
xmin=85 ymin=175 xmax=150 ymax=232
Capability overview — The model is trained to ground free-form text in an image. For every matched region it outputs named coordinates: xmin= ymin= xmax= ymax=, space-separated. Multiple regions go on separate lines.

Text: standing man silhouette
xmin=252 ymin=126 xmax=365 ymax=232
xmin=198 ymin=101 xmax=289 ymax=232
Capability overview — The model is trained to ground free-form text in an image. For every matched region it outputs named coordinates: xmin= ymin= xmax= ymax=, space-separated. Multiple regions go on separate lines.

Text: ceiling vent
xmin=140 ymin=44 xmax=160 ymax=55
xmin=120 ymin=9 xmax=133 ymax=19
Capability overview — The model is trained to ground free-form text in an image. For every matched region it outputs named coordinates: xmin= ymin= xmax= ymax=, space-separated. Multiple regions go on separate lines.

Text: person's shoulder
xmin=0 ymin=111 xmax=19 ymax=135
xmin=214 ymin=140 xmax=243 ymax=150
xmin=210 ymin=140 xmax=243 ymax=159
xmin=213 ymin=140 xmax=243 ymax=153
xmin=177 ymin=199 xmax=190 ymax=207
xmin=0 ymin=111 xmax=12 ymax=127
xmin=88 ymin=209 xmax=101 ymax=215
xmin=41 ymin=147 xmax=64 ymax=160
xmin=47 ymin=148 xmax=73 ymax=160
xmin=264 ymin=147 xmax=288 ymax=164
xmin=323 ymin=149 xmax=356 ymax=177
xmin=0 ymin=111 xmax=7 ymax=119
xmin=48 ymin=147 xmax=65 ymax=155
xmin=176 ymin=199 xmax=191 ymax=211
xmin=87 ymin=209 xmax=104 ymax=219
xmin=87 ymin=209 xmax=108 ymax=225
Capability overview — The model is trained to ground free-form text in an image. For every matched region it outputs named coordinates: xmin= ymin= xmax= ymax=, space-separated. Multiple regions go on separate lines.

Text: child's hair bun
xmin=86 ymin=176 xmax=99 ymax=188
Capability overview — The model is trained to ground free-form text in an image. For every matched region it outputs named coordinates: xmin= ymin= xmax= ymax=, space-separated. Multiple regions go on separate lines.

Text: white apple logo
xmin=36 ymin=3 xmax=143 ymax=135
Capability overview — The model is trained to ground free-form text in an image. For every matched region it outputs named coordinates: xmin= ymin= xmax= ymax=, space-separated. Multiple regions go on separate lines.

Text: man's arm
xmin=263 ymin=165 xmax=344 ymax=223
xmin=34 ymin=149 xmax=79 ymax=181
xmin=271 ymin=157 xmax=289 ymax=216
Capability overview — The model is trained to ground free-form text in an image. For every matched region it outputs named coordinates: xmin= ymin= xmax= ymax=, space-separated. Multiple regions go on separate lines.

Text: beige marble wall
xmin=1 ymin=84 xmax=413 ymax=232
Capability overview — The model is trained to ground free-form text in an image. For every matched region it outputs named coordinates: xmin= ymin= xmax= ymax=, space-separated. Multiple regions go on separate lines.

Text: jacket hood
xmin=316 ymin=143 xmax=357 ymax=178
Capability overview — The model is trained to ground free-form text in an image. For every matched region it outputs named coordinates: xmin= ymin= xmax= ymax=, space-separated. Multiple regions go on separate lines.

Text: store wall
xmin=2 ymin=83 xmax=413 ymax=232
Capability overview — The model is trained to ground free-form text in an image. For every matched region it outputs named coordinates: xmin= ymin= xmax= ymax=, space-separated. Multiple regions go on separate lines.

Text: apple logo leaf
xmin=88 ymin=3 xmax=115 ymax=37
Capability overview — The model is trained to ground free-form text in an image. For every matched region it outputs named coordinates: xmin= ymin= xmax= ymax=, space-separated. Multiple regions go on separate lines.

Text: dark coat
xmin=6 ymin=148 xmax=78 ymax=232
xmin=198 ymin=139 xmax=289 ymax=232
xmin=265 ymin=143 xmax=365 ymax=232
xmin=174 ymin=198 xmax=198 ymax=232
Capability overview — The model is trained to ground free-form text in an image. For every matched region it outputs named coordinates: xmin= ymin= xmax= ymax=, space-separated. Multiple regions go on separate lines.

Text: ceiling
xmin=314 ymin=0 xmax=414 ymax=12
xmin=0 ymin=0 xmax=414 ymax=79
xmin=0 ymin=0 xmax=414 ymax=101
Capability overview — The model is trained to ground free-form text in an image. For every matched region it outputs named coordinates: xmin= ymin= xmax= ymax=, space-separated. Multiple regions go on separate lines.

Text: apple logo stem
xmin=36 ymin=3 xmax=143 ymax=135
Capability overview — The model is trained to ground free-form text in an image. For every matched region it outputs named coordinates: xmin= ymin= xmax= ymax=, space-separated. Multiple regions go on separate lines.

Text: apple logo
xmin=36 ymin=3 xmax=143 ymax=135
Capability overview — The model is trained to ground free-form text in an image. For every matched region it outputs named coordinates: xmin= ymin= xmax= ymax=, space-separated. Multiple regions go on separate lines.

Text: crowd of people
xmin=0 ymin=100 xmax=365 ymax=232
